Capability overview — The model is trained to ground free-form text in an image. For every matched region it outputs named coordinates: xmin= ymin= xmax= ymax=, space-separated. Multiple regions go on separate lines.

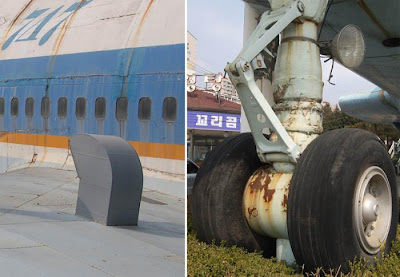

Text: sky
xmin=187 ymin=0 xmax=376 ymax=104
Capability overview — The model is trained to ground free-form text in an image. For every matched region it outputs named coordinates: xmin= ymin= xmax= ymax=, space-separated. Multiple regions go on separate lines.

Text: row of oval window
xmin=2 ymin=96 xmax=178 ymax=122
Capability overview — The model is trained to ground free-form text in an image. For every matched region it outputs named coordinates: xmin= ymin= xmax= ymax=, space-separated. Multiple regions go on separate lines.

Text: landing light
xmin=320 ymin=25 xmax=366 ymax=69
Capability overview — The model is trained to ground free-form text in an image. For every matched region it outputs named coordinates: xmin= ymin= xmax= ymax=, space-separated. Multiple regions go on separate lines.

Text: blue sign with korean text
xmin=187 ymin=111 xmax=241 ymax=132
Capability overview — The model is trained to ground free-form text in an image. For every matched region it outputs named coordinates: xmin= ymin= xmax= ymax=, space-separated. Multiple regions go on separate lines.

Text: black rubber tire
xmin=288 ymin=128 xmax=399 ymax=273
xmin=191 ymin=133 xmax=276 ymax=256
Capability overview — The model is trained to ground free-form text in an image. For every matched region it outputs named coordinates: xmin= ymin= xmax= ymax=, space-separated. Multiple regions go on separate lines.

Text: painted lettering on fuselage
xmin=2 ymin=1 xmax=93 ymax=50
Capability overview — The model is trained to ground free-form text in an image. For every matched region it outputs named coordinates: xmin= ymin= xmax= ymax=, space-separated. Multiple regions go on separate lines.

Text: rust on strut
xmin=247 ymin=207 xmax=258 ymax=219
xmin=248 ymin=166 xmax=276 ymax=203
xmin=281 ymin=181 xmax=290 ymax=212
xmin=243 ymin=166 xmax=293 ymax=238
xmin=263 ymin=187 xmax=276 ymax=203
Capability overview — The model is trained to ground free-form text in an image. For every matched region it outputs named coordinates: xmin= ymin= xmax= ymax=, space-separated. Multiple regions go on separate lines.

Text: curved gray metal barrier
xmin=70 ymin=134 xmax=143 ymax=226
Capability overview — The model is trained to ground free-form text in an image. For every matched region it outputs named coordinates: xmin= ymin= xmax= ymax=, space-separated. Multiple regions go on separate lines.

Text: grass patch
xmin=188 ymin=197 xmax=400 ymax=276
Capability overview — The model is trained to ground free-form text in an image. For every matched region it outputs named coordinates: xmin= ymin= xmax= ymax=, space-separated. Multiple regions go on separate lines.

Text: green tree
xmin=322 ymin=105 xmax=400 ymax=143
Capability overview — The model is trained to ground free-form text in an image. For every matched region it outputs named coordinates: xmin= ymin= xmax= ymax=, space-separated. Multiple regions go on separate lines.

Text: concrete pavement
xmin=0 ymin=167 xmax=184 ymax=276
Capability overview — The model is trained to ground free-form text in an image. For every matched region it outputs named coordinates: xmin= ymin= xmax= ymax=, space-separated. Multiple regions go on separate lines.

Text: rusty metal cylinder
xmin=243 ymin=21 xmax=324 ymax=240
xmin=243 ymin=166 xmax=292 ymax=239
xmin=272 ymin=21 xmax=323 ymax=152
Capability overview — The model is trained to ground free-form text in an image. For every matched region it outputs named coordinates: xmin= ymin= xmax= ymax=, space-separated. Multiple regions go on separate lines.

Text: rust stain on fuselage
xmin=49 ymin=0 xmax=87 ymax=74
xmin=121 ymin=0 xmax=155 ymax=97
xmin=0 ymin=0 xmax=36 ymax=49
xmin=52 ymin=4 xmax=80 ymax=55
xmin=130 ymin=0 xmax=155 ymax=49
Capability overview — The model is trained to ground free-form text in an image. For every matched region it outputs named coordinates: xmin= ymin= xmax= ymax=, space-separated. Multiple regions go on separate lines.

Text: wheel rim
xmin=354 ymin=166 xmax=392 ymax=254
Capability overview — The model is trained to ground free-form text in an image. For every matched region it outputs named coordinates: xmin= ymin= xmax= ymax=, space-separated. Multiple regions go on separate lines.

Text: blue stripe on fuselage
xmin=0 ymin=44 xmax=185 ymax=145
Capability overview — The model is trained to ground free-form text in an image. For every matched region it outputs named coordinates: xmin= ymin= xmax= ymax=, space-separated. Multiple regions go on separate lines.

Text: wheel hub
xmin=362 ymin=193 xmax=379 ymax=224
xmin=354 ymin=166 xmax=392 ymax=254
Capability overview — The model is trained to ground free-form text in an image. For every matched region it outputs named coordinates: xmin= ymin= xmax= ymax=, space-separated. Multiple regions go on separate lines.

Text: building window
xmin=11 ymin=98 xmax=18 ymax=117
xmin=0 ymin=98 xmax=5 ymax=116
xmin=95 ymin=97 xmax=106 ymax=120
xmin=75 ymin=97 xmax=86 ymax=120
xmin=58 ymin=97 xmax=67 ymax=119
xmin=138 ymin=97 xmax=151 ymax=121
xmin=116 ymin=97 xmax=128 ymax=121
xmin=25 ymin=97 xmax=34 ymax=118
xmin=162 ymin=97 xmax=177 ymax=123
xmin=41 ymin=97 xmax=50 ymax=119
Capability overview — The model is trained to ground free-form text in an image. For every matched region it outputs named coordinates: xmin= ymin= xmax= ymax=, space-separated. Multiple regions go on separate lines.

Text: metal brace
xmin=389 ymin=139 xmax=400 ymax=175
xmin=225 ymin=1 xmax=304 ymax=164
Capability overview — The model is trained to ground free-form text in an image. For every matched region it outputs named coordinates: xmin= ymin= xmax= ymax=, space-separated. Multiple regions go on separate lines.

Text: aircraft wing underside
xmin=242 ymin=0 xmax=400 ymax=125
xmin=243 ymin=0 xmax=400 ymax=97
xmin=320 ymin=0 xmax=400 ymax=98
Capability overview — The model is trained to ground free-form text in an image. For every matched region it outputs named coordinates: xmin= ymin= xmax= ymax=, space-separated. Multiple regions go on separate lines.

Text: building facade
xmin=220 ymin=77 xmax=240 ymax=103
xmin=187 ymin=89 xmax=241 ymax=166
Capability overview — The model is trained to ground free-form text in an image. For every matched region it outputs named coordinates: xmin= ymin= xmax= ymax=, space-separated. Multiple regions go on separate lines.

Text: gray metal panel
xmin=339 ymin=90 xmax=400 ymax=124
xmin=319 ymin=0 xmax=400 ymax=96
xmin=70 ymin=134 xmax=143 ymax=226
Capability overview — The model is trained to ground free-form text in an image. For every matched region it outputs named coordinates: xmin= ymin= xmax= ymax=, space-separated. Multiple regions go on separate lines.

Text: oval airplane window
xmin=11 ymin=98 xmax=18 ymax=117
xmin=162 ymin=97 xmax=177 ymax=123
xmin=95 ymin=97 xmax=106 ymax=120
xmin=76 ymin=98 xmax=86 ymax=120
xmin=41 ymin=97 xmax=50 ymax=119
xmin=0 ymin=98 xmax=5 ymax=116
xmin=25 ymin=97 xmax=34 ymax=118
xmin=138 ymin=97 xmax=151 ymax=121
xmin=58 ymin=97 xmax=68 ymax=119
xmin=116 ymin=97 xmax=128 ymax=121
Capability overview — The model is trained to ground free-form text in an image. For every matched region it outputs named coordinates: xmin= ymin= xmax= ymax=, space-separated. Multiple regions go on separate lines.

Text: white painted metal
xmin=270 ymin=0 xmax=328 ymax=22
xmin=226 ymin=1 xmax=304 ymax=164
xmin=241 ymin=3 xmax=276 ymax=134
xmin=273 ymin=21 xmax=324 ymax=153
xmin=276 ymin=239 xmax=296 ymax=264
xmin=240 ymin=3 xmax=259 ymax=133
xmin=0 ymin=0 xmax=184 ymax=59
